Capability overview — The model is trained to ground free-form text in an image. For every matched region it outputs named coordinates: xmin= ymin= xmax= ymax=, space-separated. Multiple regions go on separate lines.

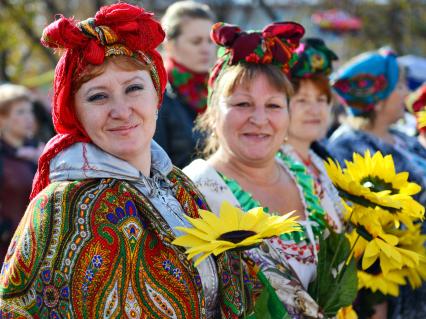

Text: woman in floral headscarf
xmin=328 ymin=49 xmax=426 ymax=204
xmin=184 ymin=22 xmax=354 ymax=318
xmin=282 ymin=38 xmax=344 ymax=233
xmin=0 ymin=3 xmax=244 ymax=318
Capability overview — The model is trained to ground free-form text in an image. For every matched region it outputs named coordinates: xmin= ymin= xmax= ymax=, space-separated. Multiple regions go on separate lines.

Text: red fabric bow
xmin=209 ymin=22 xmax=305 ymax=87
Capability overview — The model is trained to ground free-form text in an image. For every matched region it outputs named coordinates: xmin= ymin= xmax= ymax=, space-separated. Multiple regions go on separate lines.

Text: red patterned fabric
xmin=406 ymin=84 xmax=426 ymax=132
xmin=31 ymin=3 xmax=167 ymax=200
xmin=165 ymin=58 xmax=209 ymax=114
xmin=209 ymin=21 xmax=305 ymax=88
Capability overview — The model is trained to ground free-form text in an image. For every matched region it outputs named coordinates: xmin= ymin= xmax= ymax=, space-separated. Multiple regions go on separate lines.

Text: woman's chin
xmin=239 ymin=149 xmax=275 ymax=164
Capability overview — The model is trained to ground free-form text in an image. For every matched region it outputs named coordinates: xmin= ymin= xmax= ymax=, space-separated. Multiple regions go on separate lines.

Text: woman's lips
xmin=108 ymin=124 xmax=139 ymax=135
xmin=303 ymin=119 xmax=321 ymax=124
xmin=241 ymin=133 xmax=271 ymax=142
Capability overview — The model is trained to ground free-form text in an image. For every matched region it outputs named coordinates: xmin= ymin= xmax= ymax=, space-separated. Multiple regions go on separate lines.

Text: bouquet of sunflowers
xmin=325 ymin=150 xmax=426 ymax=318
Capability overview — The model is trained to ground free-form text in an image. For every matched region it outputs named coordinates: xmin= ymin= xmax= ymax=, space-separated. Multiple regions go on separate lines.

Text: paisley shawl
xmin=0 ymin=168 xmax=220 ymax=318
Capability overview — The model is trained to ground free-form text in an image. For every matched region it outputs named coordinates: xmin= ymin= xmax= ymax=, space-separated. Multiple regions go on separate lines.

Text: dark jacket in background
xmin=0 ymin=140 xmax=37 ymax=263
xmin=154 ymin=87 xmax=204 ymax=168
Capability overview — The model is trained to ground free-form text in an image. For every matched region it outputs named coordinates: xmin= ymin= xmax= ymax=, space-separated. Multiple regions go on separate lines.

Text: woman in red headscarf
xmin=0 ymin=4 xmax=243 ymax=318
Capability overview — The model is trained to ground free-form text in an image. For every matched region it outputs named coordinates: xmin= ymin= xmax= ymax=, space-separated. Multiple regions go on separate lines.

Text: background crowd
xmin=0 ymin=1 xmax=425 ymax=319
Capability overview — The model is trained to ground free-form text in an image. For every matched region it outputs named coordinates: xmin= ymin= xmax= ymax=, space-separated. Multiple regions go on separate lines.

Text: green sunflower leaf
xmin=308 ymin=231 xmax=358 ymax=317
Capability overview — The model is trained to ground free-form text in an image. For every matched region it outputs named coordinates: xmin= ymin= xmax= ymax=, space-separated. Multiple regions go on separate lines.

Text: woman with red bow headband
xmin=0 ymin=3 xmax=244 ymax=318
xmin=184 ymin=21 xmax=347 ymax=318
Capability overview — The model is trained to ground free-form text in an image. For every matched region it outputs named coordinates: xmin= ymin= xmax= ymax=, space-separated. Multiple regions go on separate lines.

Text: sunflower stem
xmin=328 ymin=209 xmax=356 ymax=284
xmin=346 ymin=234 xmax=361 ymax=266
xmin=239 ymin=251 xmax=246 ymax=318
xmin=335 ymin=234 xmax=360 ymax=285
xmin=324 ymin=234 xmax=361 ymax=312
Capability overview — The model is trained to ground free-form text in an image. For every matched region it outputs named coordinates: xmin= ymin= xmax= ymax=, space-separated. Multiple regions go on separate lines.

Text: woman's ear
xmin=376 ymin=100 xmax=385 ymax=112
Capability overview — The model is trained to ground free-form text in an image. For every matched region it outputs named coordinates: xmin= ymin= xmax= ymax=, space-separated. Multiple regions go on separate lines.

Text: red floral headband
xmin=208 ymin=21 xmax=305 ymax=87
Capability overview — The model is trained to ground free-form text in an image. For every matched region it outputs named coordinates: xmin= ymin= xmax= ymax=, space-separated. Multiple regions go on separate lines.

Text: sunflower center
xmin=360 ymin=176 xmax=398 ymax=195
xmin=218 ymin=230 xmax=257 ymax=244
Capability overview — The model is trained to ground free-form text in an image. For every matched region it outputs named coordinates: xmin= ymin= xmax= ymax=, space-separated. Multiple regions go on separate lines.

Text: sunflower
xmin=417 ymin=110 xmax=426 ymax=129
xmin=325 ymin=151 xmax=424 ymax=226
xmin=358 ymin=269 xmax=406 ymax=296
xmin=172 ymin=201 xmax=301 ymax=266
xmin=389 ymin=224 xmax=426 ymax=288
xmin=347 ymin=224 xmax=421 ymax=275
xmin=337 ymin=305 xmax=358 ymax=319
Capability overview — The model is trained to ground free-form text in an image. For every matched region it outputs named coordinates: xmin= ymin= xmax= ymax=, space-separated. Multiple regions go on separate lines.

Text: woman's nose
xmin=249 ymin=106 xmax=268 ymax=125
xmin=110 ymin=99 xmax=132 ymax=119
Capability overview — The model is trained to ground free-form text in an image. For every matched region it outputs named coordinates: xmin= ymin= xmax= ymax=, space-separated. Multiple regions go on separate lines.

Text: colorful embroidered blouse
xmin=280 ymin=144 xmax=345 ymax=233
xmin=184 ymin=159 xmax=325 ymax=318
xmin=217 ymin=153 xmax=331 ymax=289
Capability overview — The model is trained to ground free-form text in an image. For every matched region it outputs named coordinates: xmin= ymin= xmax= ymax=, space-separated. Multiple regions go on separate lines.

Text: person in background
xmin=184 ymin=22 xmax=347 ymax=318
xmin=154 ymin=1 xmax=217 ymax=168
xmin=0 ymin=4 xmax=244 ymax=317
xmin=405 ymin=83 xmax=426 ymax=150
xmin=283 ymin=37 xmax=344 ymax=232
xmin=32 ymin=99 xmax=55 ymax=143
xmin=328 ymin=48 xmax=426 ymax=203
xmin=0 ymin=84 xmax=38 ymax=263
xmin=328 ymin=48 xmax=426 ymax=319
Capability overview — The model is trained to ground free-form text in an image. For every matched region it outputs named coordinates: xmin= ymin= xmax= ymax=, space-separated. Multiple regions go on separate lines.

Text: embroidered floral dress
xmin=184 ymin=155 xmax=343 ymax=318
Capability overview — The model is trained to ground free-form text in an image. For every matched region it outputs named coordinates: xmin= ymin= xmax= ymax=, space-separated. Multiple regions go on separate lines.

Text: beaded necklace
xmin=219 ymin=153 xmax=327 ymax=244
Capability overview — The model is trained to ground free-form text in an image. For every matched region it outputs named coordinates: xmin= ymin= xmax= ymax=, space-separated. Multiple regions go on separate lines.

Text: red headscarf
xmin=31 ymin=3 xmax=167 ymax=199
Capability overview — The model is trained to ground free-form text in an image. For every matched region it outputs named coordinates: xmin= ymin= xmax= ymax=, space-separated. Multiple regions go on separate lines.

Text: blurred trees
xmin=0 ymin=0 xmax=425 ymax=86
xmin=0 ymin=0 xmax=111 ymax=84
xmin=319 ymin=0 xmax=426 ymax=55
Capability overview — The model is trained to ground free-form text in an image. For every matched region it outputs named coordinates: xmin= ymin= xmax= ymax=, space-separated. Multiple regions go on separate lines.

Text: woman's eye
xmin=126 ymin=84 xmax=144 ymax=94
xmin=267 ymin=103 xmax=283 ymax=109
xmin=318 ymin=97 xmax=328 ymax=103
xmin=191 ymin=38 xmax=203 ymax=45
xmin=87 ymin=93 xmax=107 ymax=102
xmin=233 ymin=102 xmax=250 ymax=107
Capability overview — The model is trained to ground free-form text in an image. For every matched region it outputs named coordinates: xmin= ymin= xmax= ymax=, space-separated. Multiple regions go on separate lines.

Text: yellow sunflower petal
xmin=193 ymin=252 xmax=213 ymax=267
xmin=184 ymin=215 xmax=221 ymax=238
xmin=172 ymin=234 xmax=208 ymax=248
xmin=219 ymin=201 xmax=242 ymax=232
xmin=175 ymin=226 xmax=216 ymax=242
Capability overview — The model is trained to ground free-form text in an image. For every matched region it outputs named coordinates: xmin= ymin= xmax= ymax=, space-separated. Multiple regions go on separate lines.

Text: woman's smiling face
xmin=74 ymin=61 xmax=158 ymax=164
xmin=215 ymin=72 xmax=289 ymax=165
xmin=289 ymin=79 xmax=331 ymax=144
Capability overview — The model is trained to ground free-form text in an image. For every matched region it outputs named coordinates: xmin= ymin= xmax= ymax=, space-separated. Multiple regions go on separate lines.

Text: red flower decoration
xmin=245 ymin=52 xmax=261 ymax=63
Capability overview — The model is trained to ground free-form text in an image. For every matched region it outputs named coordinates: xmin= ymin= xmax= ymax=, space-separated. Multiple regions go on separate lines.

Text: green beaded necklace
xmin=219 ymin=152 xmax=327 ymax=243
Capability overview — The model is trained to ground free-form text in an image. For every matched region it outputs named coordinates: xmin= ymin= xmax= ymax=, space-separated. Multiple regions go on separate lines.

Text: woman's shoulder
xmin=183 ymin=159 xmax=228 ymax=194
xmin=327 ymin=125 xmax=365 ymax=145
xmin=183 ymin=159 xmax=240 ymax=214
